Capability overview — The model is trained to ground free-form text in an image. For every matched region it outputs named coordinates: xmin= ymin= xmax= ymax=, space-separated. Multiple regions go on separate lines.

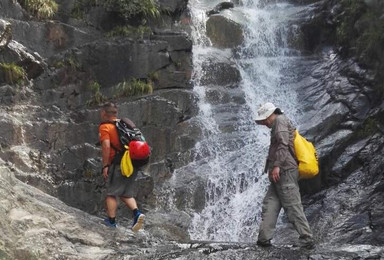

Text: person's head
xmin=254 ymin=102 xmax=283 ymax=128
xmin=100 ymin=102 xmax=118 ymax=121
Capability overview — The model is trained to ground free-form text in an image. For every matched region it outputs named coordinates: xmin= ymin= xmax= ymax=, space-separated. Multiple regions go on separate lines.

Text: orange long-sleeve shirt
xmin=99 ymin=120 xmax=121 ymax=164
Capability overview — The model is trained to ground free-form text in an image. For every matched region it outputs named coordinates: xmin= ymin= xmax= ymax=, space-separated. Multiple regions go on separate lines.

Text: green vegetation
xmin=86 ymin=78 xmax=153 ymax=106
xmin=14 ymin=249 xmax=43 ymax=260
xmin=336 ymin=0 xmax=384 ymax=96
xmin=107 ymin=25 xmax=152 ymax=39
xmin=52 ymin=55 xmax=84 ymax=86
xmin=355 ymin=118 xmax=379 ymax=138
xmin=66 ymin=56 xmax=81 ymax=70
xmin=19 ymin=0 xmax=58 ymax=19
xmin=103 ymin=0 xmax=160 ymax=20
xmin=71 ymin=0 xmax=160 ymax=20
xmin=114 ymin=78 xmax=153 ymax=98
xmin=0 ymin=62 xmax=27 ymax=85
xmin=148 ymin=71 xmax=159 ymax=82
xmin=52 ymin=55 xmax=81 ymax=70
xmin=84 ymin=168 xmax=94 ymax=178
xmin=86 ymin=81 xmax=107 ymax=106
xmin=71 ymin=0 xmax=97 ymax=19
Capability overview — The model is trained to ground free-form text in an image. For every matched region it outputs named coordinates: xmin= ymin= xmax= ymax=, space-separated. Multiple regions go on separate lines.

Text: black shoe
xmin=299 ymin=236 xmax=315 ymax=249
xmin=256 ymin=240 xmax=272 ymax=247
xmin=103 ymin=218 xmax=117 ymax=228
xmin=300 ymin=240 xmax=315 ymax=249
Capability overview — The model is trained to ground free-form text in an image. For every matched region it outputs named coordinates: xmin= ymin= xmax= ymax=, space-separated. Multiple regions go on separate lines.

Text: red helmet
xmin=129 ymin=141 xmax=150 ymax=160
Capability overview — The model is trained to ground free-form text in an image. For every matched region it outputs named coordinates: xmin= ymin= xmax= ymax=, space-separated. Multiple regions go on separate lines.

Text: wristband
xmin=102 ymin=165 xmax=109 ymax=170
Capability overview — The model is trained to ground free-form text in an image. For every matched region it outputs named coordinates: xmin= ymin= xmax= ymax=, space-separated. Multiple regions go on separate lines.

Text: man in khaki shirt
xmin=255 ymin=102 xmax=314 ymax=248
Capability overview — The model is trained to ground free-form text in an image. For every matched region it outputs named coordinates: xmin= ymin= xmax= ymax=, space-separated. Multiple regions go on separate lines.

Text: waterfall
xmin=185 ymin=0 xmax=305 ymax=242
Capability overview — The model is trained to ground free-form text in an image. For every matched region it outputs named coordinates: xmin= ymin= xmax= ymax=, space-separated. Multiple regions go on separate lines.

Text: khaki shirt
xmin=265 ymin=114 xmax=298 ymax=173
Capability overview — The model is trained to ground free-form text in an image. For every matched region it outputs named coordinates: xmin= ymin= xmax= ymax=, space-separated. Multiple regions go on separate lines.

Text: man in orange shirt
xmin=99 ymin=102 xmax=144 ymax=231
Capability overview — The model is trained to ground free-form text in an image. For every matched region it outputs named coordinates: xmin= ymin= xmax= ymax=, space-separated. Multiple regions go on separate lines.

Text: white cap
xmin=254 ymin=102 xmax=278 ymax=121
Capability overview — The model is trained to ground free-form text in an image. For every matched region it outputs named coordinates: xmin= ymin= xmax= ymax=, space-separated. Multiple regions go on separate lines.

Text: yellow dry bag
xmin=293 ymin=130 xmax=319 ymax=179
xmin=120 ymin=145 xmax=134 ymax=177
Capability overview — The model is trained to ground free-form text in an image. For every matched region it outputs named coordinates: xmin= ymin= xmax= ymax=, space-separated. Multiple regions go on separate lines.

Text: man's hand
xmin=269 ymin=166 xmax=280 ymax=183
xmin=103 ymin=166 xmax=109 ymax=180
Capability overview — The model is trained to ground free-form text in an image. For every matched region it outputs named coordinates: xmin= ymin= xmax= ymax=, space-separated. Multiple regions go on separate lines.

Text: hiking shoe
xmin=300 ymin=240 xmax=315 ymax=249
xmin=103 ymin=218 xmax=117 ymax=228
xmin=132 ymin=212 xmax=145 ymax=232
xmin=256 ymin=240 xmax=272 ymax=247
xmin=299 ymin=236 xmax=315 ymax=249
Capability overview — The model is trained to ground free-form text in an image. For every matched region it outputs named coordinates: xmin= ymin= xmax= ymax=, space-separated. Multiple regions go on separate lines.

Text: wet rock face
xmin=206 ymin=15 xmax=244 ymax=49
xmin=283 ymin=40 xmax=384 ymax=255
xmin=364 ymin=0 xmax=384 ymax=10
xmin=201 ymin=60 xmax=241 ymax=87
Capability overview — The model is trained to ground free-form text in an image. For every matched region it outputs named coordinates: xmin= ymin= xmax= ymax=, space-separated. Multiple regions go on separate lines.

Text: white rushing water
xmin=186 ymin=0 xmax=305 ymax=242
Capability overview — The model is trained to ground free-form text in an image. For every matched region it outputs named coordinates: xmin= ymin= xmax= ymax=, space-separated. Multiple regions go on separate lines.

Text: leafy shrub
xmin=0 ymin=62 xmax=27 ymax=85
xmin=103 ymin=0 xmax=160 ymax=20
xmin=106 ymin=25 xmax=152 ymax=39
xmin=71 ymin=0 xmax=159 ymax=20
xmin=115 ymin=78 xmax=153 ymax=98
xmin=19 ymin=0 xmax=58 ymax=19
xmin=53 ymin=56 xmax=81 ymax=70
xmin=52 ymin=55 xmax=84 ymax=86
xmin=71 ymin=0 xmax=97 ymax=19
xmin=148 ymin=71 xmax=159 ymax=82
xmin=87 ymin=81 xmax=107 ymax=106
xmin=84 ymin=168 xmax=94 ymax=178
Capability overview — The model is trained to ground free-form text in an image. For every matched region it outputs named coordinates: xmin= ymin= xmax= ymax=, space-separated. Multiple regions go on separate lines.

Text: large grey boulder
xmin=4 ymin=41 xmax=45 ymax=78
xmin=0 ymin=39 xmax=44 ymax=84
xmin=206 ymin=15 xmax=244 ymax=49
xmin=201 ymin=60 xmax=241 ymax=87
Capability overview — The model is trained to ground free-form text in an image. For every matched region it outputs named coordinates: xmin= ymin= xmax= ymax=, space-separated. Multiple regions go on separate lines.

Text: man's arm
xmin=101 ymin=139 xmax=111 ymax=179
xmin=270 ymin=128 xmax=290 ymax=183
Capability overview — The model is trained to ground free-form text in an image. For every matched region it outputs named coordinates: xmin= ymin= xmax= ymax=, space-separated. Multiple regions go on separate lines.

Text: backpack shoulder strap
xmin=289 ymin=129 xmax=299 ymax=164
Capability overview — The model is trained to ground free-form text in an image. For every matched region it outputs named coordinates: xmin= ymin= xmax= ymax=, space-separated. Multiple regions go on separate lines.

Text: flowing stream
xmin=184 ymin=0 xmax=307 ymax=242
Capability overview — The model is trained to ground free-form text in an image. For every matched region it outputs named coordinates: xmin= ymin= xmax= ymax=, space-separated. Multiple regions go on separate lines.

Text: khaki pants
xmin=257 ymin=168 xmax=313 ymax=242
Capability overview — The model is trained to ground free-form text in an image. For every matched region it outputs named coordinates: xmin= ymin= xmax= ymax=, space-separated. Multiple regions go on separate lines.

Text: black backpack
xmin=101 ymin=118 xmax=149 ymax=167
xmin=114 ymin=118 xmax=144 ymax=145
